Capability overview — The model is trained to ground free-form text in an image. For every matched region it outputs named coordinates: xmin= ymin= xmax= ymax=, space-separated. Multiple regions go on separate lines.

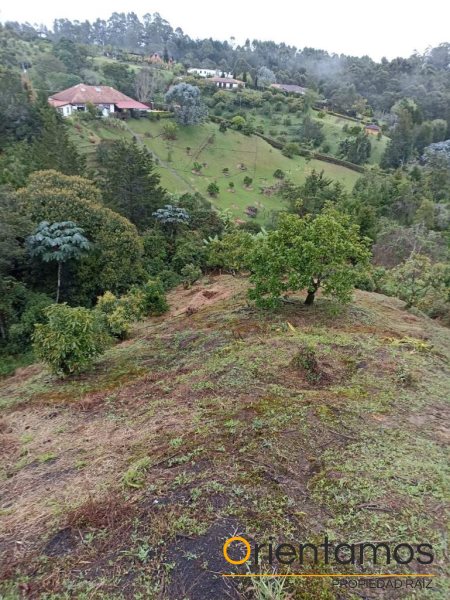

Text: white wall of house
xmin=188 ymin=68 xmax=233 ymax=78
xmin=215 ymin=81 xmax=240 ymax=89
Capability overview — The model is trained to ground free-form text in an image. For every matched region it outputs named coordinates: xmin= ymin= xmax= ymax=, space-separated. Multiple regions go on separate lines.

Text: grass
xmin=69 ymin=117 xmax=361 ymax=224
xmin=252 ymin=109 xmax=388 ymax=165
xmin=0 ymin=279 xmax=448 ymax=598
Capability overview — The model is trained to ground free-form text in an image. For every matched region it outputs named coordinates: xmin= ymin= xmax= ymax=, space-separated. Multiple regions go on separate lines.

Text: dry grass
xmin=0 ymin=277 xmax=449 ymax=598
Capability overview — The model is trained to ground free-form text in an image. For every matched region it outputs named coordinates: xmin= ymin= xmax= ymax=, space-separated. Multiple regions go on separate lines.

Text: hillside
xmin=70 ymin=117 xmax=361 ymax=223
xmin=0 ymin=277 xmax=449 ymax=599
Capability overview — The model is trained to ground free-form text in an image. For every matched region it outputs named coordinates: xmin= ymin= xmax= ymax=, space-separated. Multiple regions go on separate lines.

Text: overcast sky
xmin=1 ymin=0 xmax=449 ymax=61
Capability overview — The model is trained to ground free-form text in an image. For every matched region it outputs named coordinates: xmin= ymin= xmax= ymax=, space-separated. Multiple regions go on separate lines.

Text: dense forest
xmin=0 ymin=13 xmax=449 ymax=376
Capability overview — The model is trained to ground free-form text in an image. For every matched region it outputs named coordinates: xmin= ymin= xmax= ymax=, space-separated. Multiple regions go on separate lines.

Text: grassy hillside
xmin=251 ymin=110 xmax=388 ymax=166
xmin=0 ymin=278 xmax=448 ymax=598
xmin=70 ymin=117 xmax=361 ymax=223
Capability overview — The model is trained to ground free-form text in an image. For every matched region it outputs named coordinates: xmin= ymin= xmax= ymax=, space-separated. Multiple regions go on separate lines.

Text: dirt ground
xmin=0 ymin=276 xmax=449 ymax=599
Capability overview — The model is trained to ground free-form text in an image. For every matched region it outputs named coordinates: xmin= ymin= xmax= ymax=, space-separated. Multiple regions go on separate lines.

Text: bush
xmin=139 ymin=279 xmax=169 ymax=315
xmin=181 ymin=264 xmax=202 ymax=288
xmin=291 ymin=344 xmax=322 ymax=383
xmin=207 ymin=182 xmax=220 ymax=197
xmin=7 ymin=292 xmax=52 ymax=354
xmin=162 ymin=122 xmax=178 ymax=140
xmin=273 ymin=169 xmax=285 ymax=179
xmin=282 ymin=142 xmax=301 ymax=158
xmin=33 ymin=304 xmax=109 ymax=376
xmin=96 ymin=291 xmax=133 ymax=339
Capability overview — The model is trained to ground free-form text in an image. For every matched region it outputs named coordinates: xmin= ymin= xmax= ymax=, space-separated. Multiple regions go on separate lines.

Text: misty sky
xmin=1 ymin=0 xmax=449 ymax=60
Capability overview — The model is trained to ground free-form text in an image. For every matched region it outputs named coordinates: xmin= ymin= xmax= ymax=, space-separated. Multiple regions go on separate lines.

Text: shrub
xmin=282 ymin=142 xmax=300 ymax=158
xmin=231 ymin=115 xmax=246 ymax=130
xmin=181 ymin=263 xmax=202 ymax=289
xmin=162 ymin=122 xmax=178 ymax=140
xmin=96 ymin=291 xmax=135 ymax=339
xmin=243 ymin=176 xmax=253 ymax=188
xmin=33 ymin=304 xmax=109 ymax=376
xmin=273 ymin=169 xmax=285 ymax=180
xmin=291 ymin=344 xmax=322 ymax=383
xmin=139 ymin=279 xmax=169 ymax=315
xmin=206 ymin=231 xmax=255 ymax=273
xmin=207 ymin=182 xmax=220 ymax=197
xmin=7 ymin=292 xmax=52 ymax=354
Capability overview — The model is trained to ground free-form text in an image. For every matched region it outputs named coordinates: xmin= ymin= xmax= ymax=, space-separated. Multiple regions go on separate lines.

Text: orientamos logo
xmin=222 ymin=535 xmax=434 ymax=568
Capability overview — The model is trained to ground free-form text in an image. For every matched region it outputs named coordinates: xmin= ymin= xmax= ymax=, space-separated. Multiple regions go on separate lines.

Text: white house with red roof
xmin=210 ymin=76 xmax=245 ymax=89
xmin=48 ymin=83 xmax=151 ymax=117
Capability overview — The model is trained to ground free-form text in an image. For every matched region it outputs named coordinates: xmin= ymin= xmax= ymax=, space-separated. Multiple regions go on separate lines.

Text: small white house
xmin=188 ymin=68 xmax=233 ymax=79
xmin=210 ymin=77 xmax=245 ymax=90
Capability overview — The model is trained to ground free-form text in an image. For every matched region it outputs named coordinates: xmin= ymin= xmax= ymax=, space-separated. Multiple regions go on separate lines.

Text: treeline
xmin=3 ymin=14 xmax=450 ymax=124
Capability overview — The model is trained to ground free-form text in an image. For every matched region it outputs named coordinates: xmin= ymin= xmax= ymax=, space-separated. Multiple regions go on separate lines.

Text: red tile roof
xmin=48 ymin=84 xmax=149 ymax=109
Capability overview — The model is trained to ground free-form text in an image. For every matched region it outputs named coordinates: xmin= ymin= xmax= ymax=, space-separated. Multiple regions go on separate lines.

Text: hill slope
xmin=70 ymin=118 xmax=361 ymax=223
xmin=0 ymin=278 xmax=449 ymax=598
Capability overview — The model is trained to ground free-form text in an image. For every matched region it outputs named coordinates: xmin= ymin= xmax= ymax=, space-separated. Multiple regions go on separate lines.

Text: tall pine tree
xmin=97 ymin=139 xmax=166 ymax=230
xmin=32 ymin=104 xmax=85 ymax=175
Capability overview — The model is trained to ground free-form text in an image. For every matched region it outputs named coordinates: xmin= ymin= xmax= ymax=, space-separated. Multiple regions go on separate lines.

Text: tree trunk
xmin=304 ymin=290 xmax=316 ymax=305
xmin=56 ymin=262 xmax=62 ymax=304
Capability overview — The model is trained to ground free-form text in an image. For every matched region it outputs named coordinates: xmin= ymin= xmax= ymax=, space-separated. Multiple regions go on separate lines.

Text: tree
xmin=102 ymin=62 xmax=135 ymax=96
xmin=18 ymin=171 xmax=145 ymax=303
xmin=207 ymin=182 xmax=220 ymax=197
xmin=297 ymin=116 xmax=325 ymax=147
xmin=338 ymin=132 xmax=372 ymax=164
xmin=390 ymin=254 xmax=438 ymax=308
xmin=282 ymin=142 xmax=301 ymax=158
xmin=134 ymin=67 xmax=164 ymax=102
xmin=32 ymin=105 xmax=85 ymax=175
xmin=248 ymin=206 xmax=370 ymax=307
xmin=97 ymin=139 xmax=166 ymax=230
xmin=381 ymin=107 xmax=415 ymax=168
xmin=27 ymin=221 xmax=91 ymax=303
xmin=231 ymin=115 xmax=245 ymax=130
xmin=257 ymin=67 xmax=276 ymax=88
xmin=153 ymin=204 xmax=190 ymax=238
xmin=165 ymin=83 xmax=208 ymax=126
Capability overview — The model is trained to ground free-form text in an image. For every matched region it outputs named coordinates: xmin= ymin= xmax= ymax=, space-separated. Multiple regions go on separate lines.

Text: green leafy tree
xmin=153 ymin=205 xmax=190 ymax=238
xmin=282 ymin=142 xmax=301 ymax=158
xmin=231 ymin=115 xmax=246 ymax=130
xmin=297 ymin=116 xmax=324 ymax=147
xmin=97 ymin=139 xmax=166 ymax=230
xmin=257 ymin=66 xmax=276 ymax=88
xmin=165 ymin=83 xmax=208 ymax=126
xmin=27 ymin=221 xmax=91 ymax=303
xmin=18 ymin=171 xmax=145 ymax=303
xmin=181 ymin=263 xmax=202 ymax=288
xmin=390 ymin=254 xmax=444 ymax=309
xmin=381 ymin=107 xmax=415 ymax=168
xmin=207 ymin=182 xmax=220 ymax=197
xmin=248 ymin=206 xmax=370 ymax=307
xmin=338 ymin=132 xmax=372 ymax=164
xmin=33 ymin=303 xmax=109 ymax=376
xmin=206 ymin=230 xmax=256 ymax=274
